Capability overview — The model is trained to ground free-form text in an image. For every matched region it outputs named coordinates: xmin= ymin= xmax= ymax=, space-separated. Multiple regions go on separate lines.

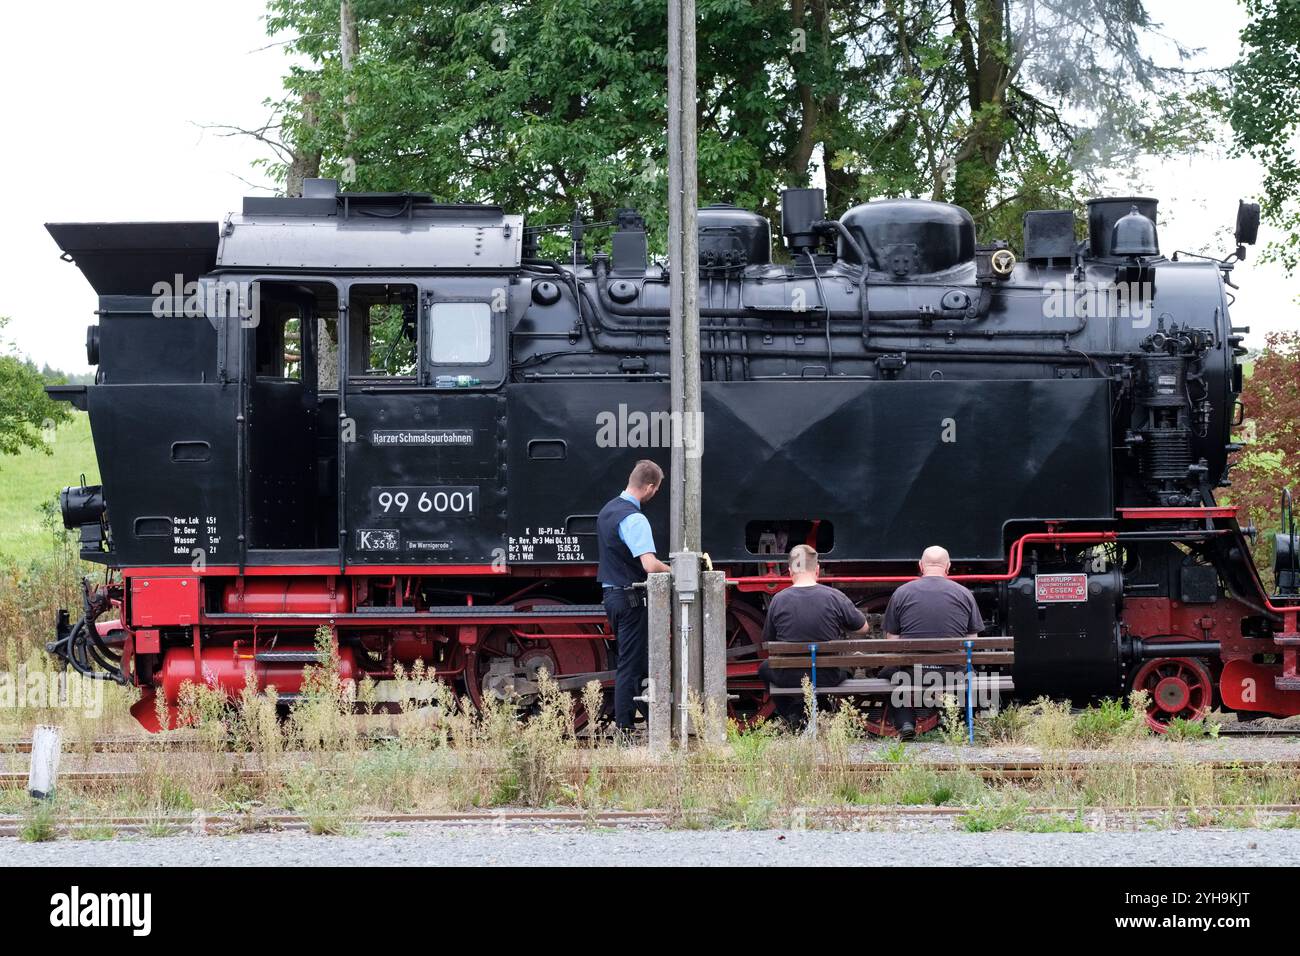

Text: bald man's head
xmin=919 ymin=546 xmax=951 ymax=576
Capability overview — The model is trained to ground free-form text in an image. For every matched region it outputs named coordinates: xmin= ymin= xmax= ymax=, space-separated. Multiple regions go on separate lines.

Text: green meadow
xmin=0 ymin=413 xmax=99 ymax=563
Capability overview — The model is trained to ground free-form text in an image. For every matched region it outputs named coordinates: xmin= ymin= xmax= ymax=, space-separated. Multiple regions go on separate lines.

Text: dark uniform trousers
xmin=603 ymin=587 xmax=649 ymax=729
xmin=757 ymin=659 xmax=846 ymax=726
xmin=881 ymin=664 xmax=953 ymax=729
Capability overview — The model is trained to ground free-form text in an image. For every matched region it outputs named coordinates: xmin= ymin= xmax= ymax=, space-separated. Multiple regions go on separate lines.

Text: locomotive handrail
xmin=730 ymin=530 xmax=1115 ymax=591
xmin=201 ymin=605 xmax=609 ymax=626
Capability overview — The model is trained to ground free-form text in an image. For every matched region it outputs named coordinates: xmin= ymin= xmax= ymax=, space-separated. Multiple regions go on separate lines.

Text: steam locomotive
xmin=44 ymin=179 xmax=1300 ymax=732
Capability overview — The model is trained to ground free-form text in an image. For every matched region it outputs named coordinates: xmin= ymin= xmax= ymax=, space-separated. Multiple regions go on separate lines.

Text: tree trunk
xmin=340 ymin=0 xmax=359 ymax=183
xmin=950 ymin=0 xmax=1012 ymax=217
xmin=285 ymin=90 xmax=322 ymax=198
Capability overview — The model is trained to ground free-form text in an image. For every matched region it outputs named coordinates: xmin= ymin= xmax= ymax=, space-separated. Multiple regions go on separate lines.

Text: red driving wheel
xmin=725 ymin=599 xmax=773 ymax=725
xmin=463 ymin=597 xmax=610 ymax=730
xmin=864 ymin=710 xmax=943 ymax=738
xmin=1130 ymin=657 xmax=1214 ymax=732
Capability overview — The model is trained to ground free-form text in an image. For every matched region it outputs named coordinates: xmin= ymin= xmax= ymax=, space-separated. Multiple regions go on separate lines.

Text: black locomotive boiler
xmin=44 ymin=180 xmax=1300 ymax=731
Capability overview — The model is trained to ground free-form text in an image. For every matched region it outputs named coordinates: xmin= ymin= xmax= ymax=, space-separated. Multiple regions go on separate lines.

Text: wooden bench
xmin=762 ymin=636 xmax=1015 ymax=701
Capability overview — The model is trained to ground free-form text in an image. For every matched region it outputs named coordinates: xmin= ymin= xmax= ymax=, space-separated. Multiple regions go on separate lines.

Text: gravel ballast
xmin=6 ymin=826 xmax=1299 ymax=866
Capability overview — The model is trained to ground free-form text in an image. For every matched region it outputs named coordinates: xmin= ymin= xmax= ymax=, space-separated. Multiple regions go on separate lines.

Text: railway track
xmin=3 ymin=803 xmax=1299 ymax=838
xmin=1214 ymin=722 xmax=1300 ymax=736
xmin=2 ymin=720 xmax=1297 ymax=755
xmin=4 ymin=757 xmax=1300 ymax=790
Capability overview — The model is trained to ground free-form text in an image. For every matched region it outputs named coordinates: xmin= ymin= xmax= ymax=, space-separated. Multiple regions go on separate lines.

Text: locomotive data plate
xmin=1034 ymin=573 xmax=1089 ymax=603
xmin=369 ymin=429 xmax=475 ymax=448
xmin=370 ymin=486 xmax=479 ymax=517
xmin=507 ymin=529 xmax=589 ymax=563
xmin=357 ymin=528 xmax=401 ymax=552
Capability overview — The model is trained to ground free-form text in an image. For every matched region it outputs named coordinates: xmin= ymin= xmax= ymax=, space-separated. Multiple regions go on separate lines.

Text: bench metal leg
xmin=808 ymin=643 xmax=818 ymax=736
xmin=964 ymin=639 xmax=974 ymax=745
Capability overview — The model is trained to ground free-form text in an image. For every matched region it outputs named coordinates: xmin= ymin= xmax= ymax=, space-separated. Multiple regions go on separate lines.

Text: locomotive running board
xmin=201 ymin=604 xmax=609 ymax=626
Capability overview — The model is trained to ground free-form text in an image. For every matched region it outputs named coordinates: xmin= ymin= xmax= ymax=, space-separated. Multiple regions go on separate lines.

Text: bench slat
xmin=768 ymin=675 xmax=1015 ymax=696
xmin=767 ymin=651 xmax=1015 ymax=668
xmin=763 ymin=637 xmax=1013 ymax=654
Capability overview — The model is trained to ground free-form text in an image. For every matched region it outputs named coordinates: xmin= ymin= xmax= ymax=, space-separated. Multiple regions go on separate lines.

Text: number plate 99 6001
xmin=371 ymin=486 xmax=478 ymax=517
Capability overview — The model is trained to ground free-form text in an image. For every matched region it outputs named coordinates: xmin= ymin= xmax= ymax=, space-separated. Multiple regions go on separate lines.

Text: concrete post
xmin=646 ymin=572 xmax=673 ymax=754
xmin=701 ymin=570 xmax=727 ymax=744
xmin=28 ymin=725 xmax=61 ymax=799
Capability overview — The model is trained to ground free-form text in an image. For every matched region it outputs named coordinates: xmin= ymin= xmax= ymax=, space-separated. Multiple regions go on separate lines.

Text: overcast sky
xmin=1 ymin=0 xmax=1293 ymax=373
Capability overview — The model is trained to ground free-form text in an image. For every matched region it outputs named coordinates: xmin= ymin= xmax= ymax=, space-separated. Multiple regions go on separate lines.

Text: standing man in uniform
xmin=882 ymin=545 xmax=984 ymax=739
xmin=757 ymin=544 xmax=871 ymax=726
xmin=597 ymin=460 xmax=671 ymax=734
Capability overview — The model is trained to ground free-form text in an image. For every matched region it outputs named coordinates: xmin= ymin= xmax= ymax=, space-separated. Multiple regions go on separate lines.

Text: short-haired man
xmin=757 ymin=545 xmax=870 ymax=726
xmin=597 ymin=460 xmax=671 ymax=734
xmin=881 ymin=545 xmax=984 ymax=739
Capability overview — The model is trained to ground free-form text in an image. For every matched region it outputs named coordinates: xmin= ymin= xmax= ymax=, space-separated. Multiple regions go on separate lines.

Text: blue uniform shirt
xmin=602 ymin=491 xmax=657 ymax=588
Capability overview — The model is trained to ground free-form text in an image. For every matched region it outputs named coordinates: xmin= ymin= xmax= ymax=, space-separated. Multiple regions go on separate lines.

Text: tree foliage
xmin=0 ymin=318 xmax=72 ymax=457
xmin=1228 ymin=332 xmax=1300 ymax=567
xmin=258 ymin=0 xmax=1212 ymax=245
xmin=1230 ymin=0 xmax=1300 ymax=272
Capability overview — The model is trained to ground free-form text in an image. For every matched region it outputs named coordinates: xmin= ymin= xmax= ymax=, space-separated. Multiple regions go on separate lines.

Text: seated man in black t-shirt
xmin=881 ymin=545 xmax=984 ymax=739
xmin=757 ymin=544 xmax=870 ymax=726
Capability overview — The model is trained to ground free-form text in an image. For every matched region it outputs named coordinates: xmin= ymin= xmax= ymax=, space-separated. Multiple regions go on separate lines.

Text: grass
xmin=1165 ymin=717 xmax=1220 ymax=741
xmin=1018 ymin=811 xmax=1090 ymax=833
xmin=0 ymin=413 xmax=98 ymax=564
xmin=4 ymin=701 xmax=1299 ymax=836
xmin=19 ymin=799 xmax=59 ymax=842
xmin=0 ymin=411 xmax=139 ymax=738
xmin=959 ymin=797 xmax=1028 ymax=832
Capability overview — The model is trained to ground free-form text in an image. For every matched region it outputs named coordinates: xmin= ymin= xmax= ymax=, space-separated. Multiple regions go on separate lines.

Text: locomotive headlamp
xmin=1111 ymin=205 xmax=1159 ymax=257
xmin=1234 ymin=200 xmax=1261 ymax=260
xmin=1234 ymin=200 xmax=1260 ymax=247
xmin=59 ymin=482 xmax=105 ymax=529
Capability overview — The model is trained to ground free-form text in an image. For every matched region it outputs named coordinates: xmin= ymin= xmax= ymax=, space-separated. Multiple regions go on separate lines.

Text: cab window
xmin=430 ymin=302 xmax=492 ymax=365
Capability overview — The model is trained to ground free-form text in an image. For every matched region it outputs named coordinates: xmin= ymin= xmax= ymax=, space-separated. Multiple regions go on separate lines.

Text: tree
xmin=1227 ymin=331 xmax=1300 ymax=570
xmin=0 ymin=318 xmax=72 ymax=456
xmin=1230 ymin=0 xmax=1300 ymax=272
xmin=851 ymin=0 xmax=1214 ymax=237
xmin=254 ymin=0 xmax=1213 ymax=246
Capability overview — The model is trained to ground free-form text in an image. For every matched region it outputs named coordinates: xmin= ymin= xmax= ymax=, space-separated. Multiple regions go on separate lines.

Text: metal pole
xmin=667 ymin=0 xmax=685 ymax=555
xmin=680 ymin=0 xmax=701 ymax=553
xmin=666 ymin=0 xmax=705 ymax=744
